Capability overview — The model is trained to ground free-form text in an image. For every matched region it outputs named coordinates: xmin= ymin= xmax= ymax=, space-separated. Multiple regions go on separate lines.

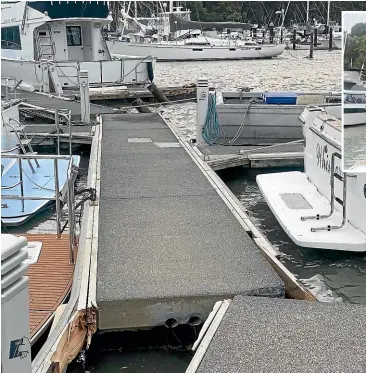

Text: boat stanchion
xmin=79 ymin=70 xmax=90 ymax=124
xmin=196 ymin=77 xmax=209 ymax=146
xmin=55 ymin=109 xmax=60 ymax=155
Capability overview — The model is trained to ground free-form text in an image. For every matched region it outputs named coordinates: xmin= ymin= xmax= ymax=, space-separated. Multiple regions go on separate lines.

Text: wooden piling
xmin=147 ymin=82 xmax=169 ymax=103
xmin=329 ymin=27 xmax=333 ymax=50
xmin=313 ymin=28 xmax=317 ymax=47
xmin=132 ymin=98 xmax=152 ymax=113
xmin=309 ymin=33 xmax=314 ymax=59
xmin=293 ymin=30 xmax=296 ymax=50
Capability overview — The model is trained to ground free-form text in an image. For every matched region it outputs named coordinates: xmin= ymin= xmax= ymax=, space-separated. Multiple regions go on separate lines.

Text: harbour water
xmin=344 ymin=125 xmax=366 ymax=169
xmin=221 ymin=167 xmax=366 ymax=305
xmin=155 ymin=49 xmax=342 ymax=139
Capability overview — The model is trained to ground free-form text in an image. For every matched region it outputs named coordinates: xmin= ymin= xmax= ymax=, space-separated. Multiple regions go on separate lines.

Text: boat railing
xmin=1 ymin=77 xmax=23 ymax=100
xmin=18 ymin=105 xmax=73 ymax=156
xmin=1 ymin=153 xmax=78 ymax=264
xmin=301 ymin=152 xmax=346 ymax=231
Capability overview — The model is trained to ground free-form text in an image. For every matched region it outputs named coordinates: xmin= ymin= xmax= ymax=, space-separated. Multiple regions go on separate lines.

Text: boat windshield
xmin=344 ymin=93 xmax=366 ymax=103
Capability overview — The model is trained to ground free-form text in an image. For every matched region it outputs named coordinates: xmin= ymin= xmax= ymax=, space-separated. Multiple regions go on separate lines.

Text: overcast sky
xmin=343 ymin=11 xmax=366 ymax=31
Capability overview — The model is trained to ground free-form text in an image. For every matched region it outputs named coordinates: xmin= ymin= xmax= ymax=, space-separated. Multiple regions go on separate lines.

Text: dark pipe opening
xmin=165 ymin=318 xmax=178 ymax=328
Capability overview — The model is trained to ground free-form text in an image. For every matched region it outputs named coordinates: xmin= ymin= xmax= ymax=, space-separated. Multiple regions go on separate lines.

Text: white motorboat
xmin=344 ymin=91 xmax=366 ymax=127
xmin=1 ymin=98 xmax=80 ymax=226
xmin=257 ymin=104 xmax=366 ymax=252
xmin=1 ymin=1 xmax=154 ymax=92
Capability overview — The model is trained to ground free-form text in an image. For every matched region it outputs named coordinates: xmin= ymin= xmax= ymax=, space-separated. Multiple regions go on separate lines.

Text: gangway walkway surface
xmin=96 ymin=112 xmax=283 ymax=330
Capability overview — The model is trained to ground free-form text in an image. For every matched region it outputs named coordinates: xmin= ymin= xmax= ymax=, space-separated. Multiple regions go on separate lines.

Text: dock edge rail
xmin=160 ymin=112 xmax=315 ymax=301
xmin=31 ymin=120 xmax=101 ymax=373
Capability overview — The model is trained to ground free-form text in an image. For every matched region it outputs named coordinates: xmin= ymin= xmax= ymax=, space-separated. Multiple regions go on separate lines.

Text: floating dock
xmin=188 ymin=295 xmax=366 ymax=373
xmin=96 ymin=112 xmax=284 ymax=331
xmin=195 ymin=143 xmax=304 ymax=170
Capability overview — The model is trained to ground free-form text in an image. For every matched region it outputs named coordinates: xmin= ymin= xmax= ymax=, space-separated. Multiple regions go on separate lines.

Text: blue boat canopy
xmin=28 ymin=1 xmax=109 ymax=19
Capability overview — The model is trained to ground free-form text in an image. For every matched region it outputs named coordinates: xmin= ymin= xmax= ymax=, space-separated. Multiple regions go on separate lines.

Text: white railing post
xmin=40 ymin=59 xmax=50 ymax=93
xmin=196 ymin=77 xmax=209 ymax=146
xmin=79 ymin=70 xmax=90 ymax=124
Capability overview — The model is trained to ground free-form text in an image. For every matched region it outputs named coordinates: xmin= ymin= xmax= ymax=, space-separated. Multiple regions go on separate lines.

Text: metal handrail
xmin=1 ymin=181 xmax=22 ymax=189
xmin=301 ymin=152 xmax=342 ymax=222
xmin=2 ymin=153 xmax=77 ymax=264
xmin=17 ymin=105 xmax=73 ymax=156
xmin=3 ymin=121 xmax=37 ymax=173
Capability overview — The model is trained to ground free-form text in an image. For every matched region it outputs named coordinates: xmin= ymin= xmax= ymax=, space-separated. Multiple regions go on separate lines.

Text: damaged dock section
xmin=96 ymin=112 xmax=284 ymax=331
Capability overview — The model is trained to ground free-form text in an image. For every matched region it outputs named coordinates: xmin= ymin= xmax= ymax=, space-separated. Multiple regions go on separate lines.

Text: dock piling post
xmin=313 ymin=28 xmax=317 ymax=47
xmin=292 ymin=30 xmax=296 ymax=50
xmin=196 ymin=77 xmax=209 ymax=146
xmin=329 ymin=27 xmax=333 ymax=50
xmin=309 ymin=33 xmax=314 ymax=59
xmin=79 ymin=70 xmax=90 ymax=124
xmin=269 ymin=22 xmax=274 ymax=44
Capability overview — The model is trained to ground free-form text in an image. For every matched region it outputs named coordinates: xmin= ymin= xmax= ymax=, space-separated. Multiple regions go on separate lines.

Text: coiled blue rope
xmin=202 ymin=93 xmax=221 ymax=145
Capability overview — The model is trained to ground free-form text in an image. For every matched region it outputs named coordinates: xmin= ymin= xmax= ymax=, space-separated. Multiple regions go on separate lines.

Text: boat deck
xmin=190 ymin=295 xmax=366 ymax=373
xmin=319 ymin=113 xmax=342 ymax=130
xmin=96 ymin=113 xmax=284 ymax=331
xmin=21 ymin=234 xmax=75 ymax=342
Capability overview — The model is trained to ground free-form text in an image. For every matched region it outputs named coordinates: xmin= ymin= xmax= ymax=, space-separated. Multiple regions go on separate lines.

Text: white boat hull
xmin=107 ymin=41 xmax=286 ymax=61
xmin=257 ymin=171 xmax=366 ymax=252
xmin=257 ymin=106 xmax=366 ymax=252
xmin=1 ymin=57 xmax=153 ymax=91
xmin=344 ymin=112 xmax=366 ymax=126
xmin=343 ymin=105 xmax=366 ymax=126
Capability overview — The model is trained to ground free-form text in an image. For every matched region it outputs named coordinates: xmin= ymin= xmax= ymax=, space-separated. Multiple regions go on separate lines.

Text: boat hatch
xmin=279 ymin=193 xmax=313 ymax=209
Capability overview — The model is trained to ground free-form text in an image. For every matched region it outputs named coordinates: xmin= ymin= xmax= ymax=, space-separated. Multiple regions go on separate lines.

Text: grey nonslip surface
xmin=196 ymin=296 xmax=366 ymax=373
xmin=96 ymin=113 xmax=284 ymax=330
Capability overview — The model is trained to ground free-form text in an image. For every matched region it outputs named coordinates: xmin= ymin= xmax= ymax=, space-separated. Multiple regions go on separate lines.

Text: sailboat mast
xmin=306 ymin=1 xmax=309 ymax=23
xmin=326 ymin=0 xmax=330 ymax=27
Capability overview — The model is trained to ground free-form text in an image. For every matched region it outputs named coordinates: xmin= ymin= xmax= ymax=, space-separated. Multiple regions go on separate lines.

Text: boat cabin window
xmin=344 ymin=93 xmax=366 ymax=103
xmin=66 ymin=26 xmax=82 ymax=46
xmin=1 ymin=26 xmax=21 ymax=50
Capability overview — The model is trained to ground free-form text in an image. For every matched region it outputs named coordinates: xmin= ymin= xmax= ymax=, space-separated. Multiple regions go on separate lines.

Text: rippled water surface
xmin=344 ymin=125 xmax=366 ymax=169
xmin=154 ymin=49 xmax=342 ymax=139
xmin=223 ymin=168 xmax=366 ymax=305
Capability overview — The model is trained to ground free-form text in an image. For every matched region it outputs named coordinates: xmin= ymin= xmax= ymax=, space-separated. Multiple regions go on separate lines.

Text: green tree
xmin=351 ymin=22 xmax=366 ymax=37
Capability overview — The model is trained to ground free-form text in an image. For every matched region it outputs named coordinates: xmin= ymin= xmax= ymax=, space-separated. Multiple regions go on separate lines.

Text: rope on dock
xmin=202 ymin=92 xmax=223 ymax=145
xmin=229 ymin=98 xmax=260 ymax=145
